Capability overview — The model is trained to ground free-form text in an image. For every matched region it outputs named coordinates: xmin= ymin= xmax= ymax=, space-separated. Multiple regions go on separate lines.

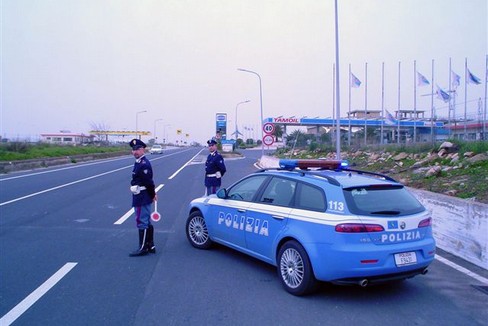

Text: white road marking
xmin=0 ymin=149 xmax=187 ymax=207
xmin=0 ymin=165 xmax=131 ymax=207
xmin=0 ymin=148 xmax=190 ymax=182
xmin=0 ymin=156 xmax=131 ymax=181
xmin=435 ymin=254 xmax=488 ymax=285
xmin=0 ymin=262 xmax=78 ymax=326
xmin=114 ymin=184 xmax=164 ymax=225
xmin=168 ymin=149 xmax=205 ymax=180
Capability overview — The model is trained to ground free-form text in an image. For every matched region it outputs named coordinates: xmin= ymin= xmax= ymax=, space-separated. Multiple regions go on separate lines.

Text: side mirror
xmin=216 ymin=188 xmax=227 ymax=199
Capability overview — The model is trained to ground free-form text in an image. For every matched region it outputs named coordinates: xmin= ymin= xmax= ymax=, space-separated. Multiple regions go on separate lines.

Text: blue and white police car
xmin=185 ymin=159 xmax=436 ymax=296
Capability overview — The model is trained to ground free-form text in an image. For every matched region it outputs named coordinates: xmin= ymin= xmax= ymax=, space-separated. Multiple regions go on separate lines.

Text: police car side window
xmin=228 ymin=175 xmax=268 ymax=202
xmin=295 ymin=183 xmax=326 ymax=212
xmin=259 ymin=177 xmax=296 ymax=206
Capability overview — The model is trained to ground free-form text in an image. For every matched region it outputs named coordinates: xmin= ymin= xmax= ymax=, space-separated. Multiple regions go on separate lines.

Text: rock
xmin=425 ymin=165 xmax=442 ymax=177
xmin=450 ymin=156 xmax=460 ymax=164
xmin=444 ymin=189 xmax=458 ymax=196
xmin=466 ymin=153 xmax=488 ymax=163
xmin=438 ymin=141 xmax=459 ymax=153
xmin=393 ymin=152 xmax=409 ymax=161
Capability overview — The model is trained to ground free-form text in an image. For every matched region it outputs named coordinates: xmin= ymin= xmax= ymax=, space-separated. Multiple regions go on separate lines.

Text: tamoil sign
xmin=216 ymin=113 xmax=227 ymax=140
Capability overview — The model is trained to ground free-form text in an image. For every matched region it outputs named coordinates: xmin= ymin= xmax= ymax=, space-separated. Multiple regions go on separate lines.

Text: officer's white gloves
xmin=216 ymin=171 xmax=222 ymax=179
xmin=130 ymin=185 xmax=141 ymax=195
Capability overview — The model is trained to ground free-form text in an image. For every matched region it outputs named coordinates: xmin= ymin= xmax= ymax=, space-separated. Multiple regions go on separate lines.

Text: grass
xmin=0 ymin=142 xmax=126 ymax=161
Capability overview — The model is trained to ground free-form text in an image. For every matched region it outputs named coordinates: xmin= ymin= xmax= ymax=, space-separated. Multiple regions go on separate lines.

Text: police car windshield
xmin=343 ymin=185 xmax=425 ymax=216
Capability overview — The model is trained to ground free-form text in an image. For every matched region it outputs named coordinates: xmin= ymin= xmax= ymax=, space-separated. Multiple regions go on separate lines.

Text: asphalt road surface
xmin=1 ymin=147 xmax=487 ymax=326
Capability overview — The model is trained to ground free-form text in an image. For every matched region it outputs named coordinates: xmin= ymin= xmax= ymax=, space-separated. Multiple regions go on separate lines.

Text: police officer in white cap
xmin=205 ymin=139 xmax=226 ymax=195
xmin=129 ymin=139 xmax=157 ymax=256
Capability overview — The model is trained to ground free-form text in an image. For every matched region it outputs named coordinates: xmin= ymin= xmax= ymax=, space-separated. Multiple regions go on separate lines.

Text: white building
xmin=40 ymin=131 xmax=94 ymax=145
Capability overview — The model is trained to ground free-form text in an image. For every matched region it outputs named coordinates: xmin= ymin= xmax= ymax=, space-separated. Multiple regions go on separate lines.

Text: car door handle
xmin=272 ymin=215 xmax=285 ymax=220
xmin=238 ymin=209 xmax=246 ymax=213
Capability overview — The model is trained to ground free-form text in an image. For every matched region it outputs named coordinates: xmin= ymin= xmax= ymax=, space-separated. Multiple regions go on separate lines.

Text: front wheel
xmin=186 ymin=211 xmax=213 ymax=249
xmin=277 ymin=240 xmax=317 ymax=296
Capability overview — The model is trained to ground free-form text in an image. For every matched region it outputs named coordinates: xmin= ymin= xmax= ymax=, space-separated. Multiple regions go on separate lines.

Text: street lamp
xmin=238 ymin=68 xmax=264 ymax=157
xmin=136 ymin=110 xmax=147 ymax=140
xmin=163 ymin=124 xmax=171 ymax=144
xmin=234 ymin=100 xmax=250 ymax=139
xmin=154 ymin=119 xmax=163 ymax=142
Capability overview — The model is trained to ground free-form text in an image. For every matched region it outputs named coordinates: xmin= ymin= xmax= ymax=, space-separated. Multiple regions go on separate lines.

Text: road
xmin=1 ymin=147 xmax=487 ymax=326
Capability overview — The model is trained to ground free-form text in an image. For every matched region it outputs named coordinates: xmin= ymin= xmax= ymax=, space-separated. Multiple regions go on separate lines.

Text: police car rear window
xmin=343 ymin=185 xmax=425 ymax=216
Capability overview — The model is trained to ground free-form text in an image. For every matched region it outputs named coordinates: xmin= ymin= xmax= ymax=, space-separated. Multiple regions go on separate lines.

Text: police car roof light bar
xmin=279 ymin=159 xmax=347 ymax=171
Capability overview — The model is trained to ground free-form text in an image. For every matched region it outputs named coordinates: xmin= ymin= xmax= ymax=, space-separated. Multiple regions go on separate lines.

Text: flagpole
xmin=448 ymin=58 xmax=452 ymax=138
xmin=484 ymin=54 xmax=487 ymax=140
xmin=381 ymin=62 xmax=385 ymax=145
xmin=464 ymin=58 xmax=468 ymax=137
xmin=364 ymin=62 xmax=368 ymax=146
xmin=348 ymin=64 xmax=352 ymax=146
xmin=414 ymin=60 xmax=417 ymax=143
xmin=333 ymin=0 xmax=342 ymax=158
xmin=332 ymin=63 xmax=336 ymax=145
xmin=431 ymin=59 xmax=435 ymax=143
xmin=397 ymin=61 xmax=401 ymax=144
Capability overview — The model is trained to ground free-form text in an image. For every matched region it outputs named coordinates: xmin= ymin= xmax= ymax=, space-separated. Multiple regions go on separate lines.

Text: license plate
xmin=394 ymin=252 xmax=417 ymax=267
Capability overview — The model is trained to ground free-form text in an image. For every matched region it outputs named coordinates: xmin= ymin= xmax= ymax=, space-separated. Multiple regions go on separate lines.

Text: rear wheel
xmin=186 ymin=211 xmax=213 ymax=249
xmin=277 ymin=240 xmax=317 ymax=296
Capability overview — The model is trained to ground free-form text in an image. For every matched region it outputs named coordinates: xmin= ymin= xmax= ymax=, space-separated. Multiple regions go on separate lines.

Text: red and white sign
xmin=263 ymin=123 xmax=275 ymax=135
xmin=262 ymin=134 xmax=274 ymax=146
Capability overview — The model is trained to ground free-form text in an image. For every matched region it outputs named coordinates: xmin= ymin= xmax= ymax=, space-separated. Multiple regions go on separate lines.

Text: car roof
xmin=258 ymin=159 xmax=400 ymax=189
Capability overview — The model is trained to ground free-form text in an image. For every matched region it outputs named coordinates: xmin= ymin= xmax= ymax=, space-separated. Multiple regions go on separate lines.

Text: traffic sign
xmin=262 ymin=134 xmax=274 ymax=146
xmin=263 ymin=123 xmax=275 ymax=135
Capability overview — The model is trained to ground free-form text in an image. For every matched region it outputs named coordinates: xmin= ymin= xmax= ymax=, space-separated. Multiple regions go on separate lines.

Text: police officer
xmin=205 ymin=139 xmax=226 ymax=195
xmin=129 ymin=139 xmax=157 ymax=257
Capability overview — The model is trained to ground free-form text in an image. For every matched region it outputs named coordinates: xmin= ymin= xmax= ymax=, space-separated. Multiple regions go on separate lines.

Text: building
xmin=40 ymin=131 xmax=95 ymax=145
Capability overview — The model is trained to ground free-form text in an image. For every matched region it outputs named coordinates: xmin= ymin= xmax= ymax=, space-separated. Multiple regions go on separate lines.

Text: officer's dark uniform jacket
xmin=204 ymin=151 xmax=226 ymax=187
xmin=131 ymin=155 xmax=156 ymax=207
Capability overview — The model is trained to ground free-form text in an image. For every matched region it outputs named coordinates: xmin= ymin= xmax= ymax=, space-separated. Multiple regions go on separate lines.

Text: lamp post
xmin=163 ymin=124 xmax=171 ymax=144
xmin=136 ymin=110 xmax=147 ymax=139
xmin=234 ymin=100 xmax=250 ymax=140
xmin=154 ymin=119 xmax=163 ymax=142
xmin=238 ymin=68 xmax=264 ymax=157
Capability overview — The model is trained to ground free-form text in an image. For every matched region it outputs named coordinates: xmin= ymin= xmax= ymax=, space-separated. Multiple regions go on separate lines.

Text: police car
xmin=185 ymin=159 xmax=436 ymax=296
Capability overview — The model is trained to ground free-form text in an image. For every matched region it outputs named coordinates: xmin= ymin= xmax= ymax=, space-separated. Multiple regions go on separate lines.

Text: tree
xmin=273 ymin=124 xmax=284 ymax=141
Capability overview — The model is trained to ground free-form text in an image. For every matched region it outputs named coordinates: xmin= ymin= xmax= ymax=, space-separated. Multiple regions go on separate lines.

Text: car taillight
xmin=418 ymin=217 xmax=432 ymax=228
xmin=335 ymin=223 xmax=384 ymax=233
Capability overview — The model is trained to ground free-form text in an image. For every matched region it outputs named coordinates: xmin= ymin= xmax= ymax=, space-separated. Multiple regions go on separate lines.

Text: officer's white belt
xmin=139 ymin=186 xmax=147 ymax=190
xmin=206 ymin=174 xmax=217 ymax=177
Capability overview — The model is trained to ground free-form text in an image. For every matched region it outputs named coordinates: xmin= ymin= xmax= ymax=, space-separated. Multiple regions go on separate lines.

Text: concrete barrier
xmin=258 ymin=155 xmax=488 ymax=270
xmin=411 ymin=188 xmax=487 ymax=270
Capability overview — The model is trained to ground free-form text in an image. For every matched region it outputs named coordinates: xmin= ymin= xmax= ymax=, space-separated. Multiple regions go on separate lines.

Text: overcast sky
xmin=1 ymin=0 xmax=487 ymax=144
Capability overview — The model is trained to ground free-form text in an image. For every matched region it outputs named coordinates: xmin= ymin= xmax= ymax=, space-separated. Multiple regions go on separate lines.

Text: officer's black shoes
xmin=147 ymin=225 xmax=156 ymax=254
xmin=129 ymin=247 xmax=149 ymax=257
xmin=129 ymin=229 xmax=150 ymax=257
